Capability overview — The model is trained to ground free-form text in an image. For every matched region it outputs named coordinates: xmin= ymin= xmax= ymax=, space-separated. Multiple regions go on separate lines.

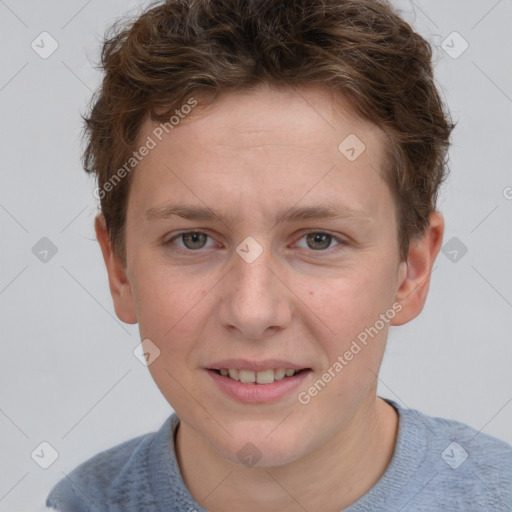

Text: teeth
xmin=239 ymin=369 xmax=256 ymax=383
xmin=274 ymin=368 xmax=286 ymax=380
xmin=218 ymin=368 xmax=301 ymax=384
xmin=256 ymin=369 xmax=274 ymax=384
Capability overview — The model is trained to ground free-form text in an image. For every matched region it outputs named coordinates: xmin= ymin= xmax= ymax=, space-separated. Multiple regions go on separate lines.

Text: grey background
xmin=1 ymin=1 xmax=511 ymax=510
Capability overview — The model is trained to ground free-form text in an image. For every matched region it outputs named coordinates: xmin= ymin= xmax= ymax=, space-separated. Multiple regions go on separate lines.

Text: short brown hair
xmin=84 ymin=0 xmax=454 ymax=264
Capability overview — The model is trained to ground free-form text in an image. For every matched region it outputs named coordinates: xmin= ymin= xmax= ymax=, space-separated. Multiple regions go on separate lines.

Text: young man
xmin=46 ymin=0 xmax=512 ymax=510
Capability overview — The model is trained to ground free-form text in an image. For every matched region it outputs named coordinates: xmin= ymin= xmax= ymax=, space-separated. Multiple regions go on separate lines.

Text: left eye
xmin=295 ymin=232 xmax=343 ymax=251
xmin=166 ymin=231 xmax=343 ymax=252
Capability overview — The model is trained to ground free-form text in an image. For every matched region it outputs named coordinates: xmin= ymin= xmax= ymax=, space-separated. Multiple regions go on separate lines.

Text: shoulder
xmin=46 ymin=417 xmax=174 ymax=511
xmin=393 ymin=400 xmax=512 ymax=510
xmin=417 ymin=406 xmax=512 ymax=470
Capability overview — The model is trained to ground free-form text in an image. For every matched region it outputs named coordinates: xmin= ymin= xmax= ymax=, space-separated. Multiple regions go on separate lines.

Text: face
xmin=110 ymin=84 xmax=416 ymax=466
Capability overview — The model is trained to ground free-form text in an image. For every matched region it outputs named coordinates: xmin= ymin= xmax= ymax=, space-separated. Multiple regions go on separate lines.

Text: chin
xmin=212 ymin=424 xmax=311 ymax=469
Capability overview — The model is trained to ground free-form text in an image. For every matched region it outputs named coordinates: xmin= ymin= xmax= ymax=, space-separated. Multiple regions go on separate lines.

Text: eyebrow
xmin=144 ymin=203 xmax=372 ymax=225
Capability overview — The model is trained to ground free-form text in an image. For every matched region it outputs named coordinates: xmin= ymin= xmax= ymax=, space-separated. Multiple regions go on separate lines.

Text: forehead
xmin=156 ymin=84 xmax=382 ymax=151
xmin=130 ymin=84 xmax=392 ymax=223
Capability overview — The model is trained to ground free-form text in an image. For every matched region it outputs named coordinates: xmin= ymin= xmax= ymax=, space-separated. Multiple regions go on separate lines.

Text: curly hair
xmin=84 ymin=0 xmax=454 ymax=265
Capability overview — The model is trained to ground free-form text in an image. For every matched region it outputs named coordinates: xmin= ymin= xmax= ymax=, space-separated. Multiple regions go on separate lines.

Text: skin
xmin=95 ymin=83 xmax=443 ymax=511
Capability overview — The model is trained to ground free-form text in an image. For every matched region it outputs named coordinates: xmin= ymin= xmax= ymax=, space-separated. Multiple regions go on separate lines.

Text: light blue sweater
xmin=46 ymin=398 xmax=512 ymax=511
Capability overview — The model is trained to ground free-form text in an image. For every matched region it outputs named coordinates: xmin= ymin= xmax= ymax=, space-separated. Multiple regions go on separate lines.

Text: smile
xmin=206 ymin=366 xmax=312 ymax=404
xmin=214 ymin=368 xmax=305 ymax=384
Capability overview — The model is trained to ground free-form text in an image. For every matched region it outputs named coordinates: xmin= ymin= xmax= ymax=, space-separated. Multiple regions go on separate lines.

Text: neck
xmin=175 ymin=395 xmax=398 ymax=512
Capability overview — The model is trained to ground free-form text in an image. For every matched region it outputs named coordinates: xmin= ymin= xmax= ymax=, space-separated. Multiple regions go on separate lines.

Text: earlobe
xmin=391 ymin=212 xmax=444 ymax=326
xmin=94 ymin=214 xmax=138 ymax=325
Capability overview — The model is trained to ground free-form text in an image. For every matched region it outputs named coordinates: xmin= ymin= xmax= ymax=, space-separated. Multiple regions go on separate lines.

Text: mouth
xmin=205 ymin=363 xmax=313 ymax=404
xmin=209 ymin=367 xmax=309 ymax=384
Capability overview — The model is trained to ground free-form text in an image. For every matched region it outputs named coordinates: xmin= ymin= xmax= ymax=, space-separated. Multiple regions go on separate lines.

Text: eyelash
xmin=165 ymin=230 xmax=347 ymax=254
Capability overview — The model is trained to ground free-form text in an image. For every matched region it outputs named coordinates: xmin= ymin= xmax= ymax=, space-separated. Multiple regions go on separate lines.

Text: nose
xmin=216 ymin=240 xmax=292 ymax=340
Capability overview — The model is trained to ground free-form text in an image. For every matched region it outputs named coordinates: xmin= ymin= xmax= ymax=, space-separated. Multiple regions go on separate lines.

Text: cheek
xmin=136 ymin=270 xmax=210 ymax=405
xmin=302 ymin=262 xmax=396 ymax=333
xmin=132 ymin=253 xmax=200 ymax=312
xmin=296 ymin=260 xmax=397 ymax=390
xmin=130 ymin=261 xmax=211 ymax=358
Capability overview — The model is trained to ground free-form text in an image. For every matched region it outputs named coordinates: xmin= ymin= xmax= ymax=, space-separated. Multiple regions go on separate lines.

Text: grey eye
xmin=176 ymin=232 xmax=210 ymax=250
xmin=303 ymin=232 xmax=337 ymax=251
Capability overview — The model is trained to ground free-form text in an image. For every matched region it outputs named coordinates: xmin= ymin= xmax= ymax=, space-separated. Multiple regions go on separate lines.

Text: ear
xmin=94 ymin=213 xmax=138 ymax=324
xmin=391 ymin=211 xmax=444 ymax=326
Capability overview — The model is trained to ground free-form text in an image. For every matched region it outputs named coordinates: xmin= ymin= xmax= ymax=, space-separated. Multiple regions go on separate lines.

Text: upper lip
xmin=207 ymin=359 xmax=310 ymax=371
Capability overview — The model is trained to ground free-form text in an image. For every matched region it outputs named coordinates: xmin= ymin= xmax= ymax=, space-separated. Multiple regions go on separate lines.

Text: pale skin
xmin=95 ymin=83 xmax=444 ymax=511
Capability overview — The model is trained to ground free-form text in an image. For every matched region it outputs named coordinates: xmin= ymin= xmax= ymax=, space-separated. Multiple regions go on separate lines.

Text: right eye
xmin=166 ymin=231 xmax=217 ymax=251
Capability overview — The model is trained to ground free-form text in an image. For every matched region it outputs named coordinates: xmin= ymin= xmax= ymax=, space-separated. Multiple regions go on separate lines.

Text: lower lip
xmin=206 ymin=369 xmax=312 ymax=404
